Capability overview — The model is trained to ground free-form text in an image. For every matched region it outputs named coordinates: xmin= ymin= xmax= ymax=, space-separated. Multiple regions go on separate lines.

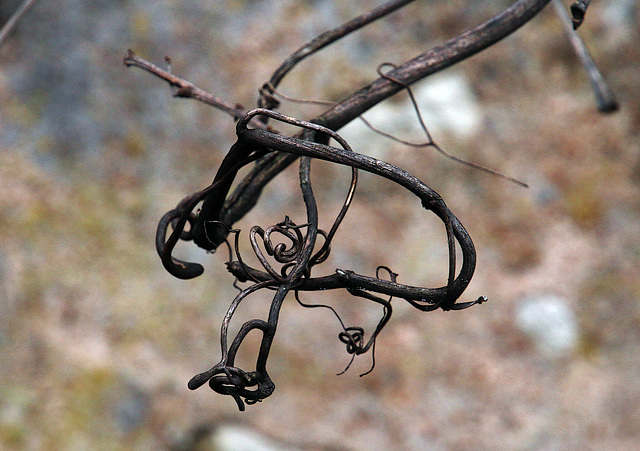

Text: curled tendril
xmin=339 ymin=327 xmax=366 ymax=354
xmin=336 ymin=266 xmax=396 ymax=376
xmin=249 ymin=216 xmax=306 ymax=282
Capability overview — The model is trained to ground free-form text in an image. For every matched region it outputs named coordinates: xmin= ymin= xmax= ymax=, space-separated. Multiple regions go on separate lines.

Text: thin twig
xmin=123 ymin=49 xmax=249 ymax=120
xmin=0 ymin=0 xmax=39 ymax=49
xmin=261 ymin=0 xmax=416 ymax=109
xmin=266 ymin=72 xmax=528 ymax=188
xmin=552 ymin=0 xmax=618 ymax=112
xmin=375 ymin=63 xmax=529 ymax=187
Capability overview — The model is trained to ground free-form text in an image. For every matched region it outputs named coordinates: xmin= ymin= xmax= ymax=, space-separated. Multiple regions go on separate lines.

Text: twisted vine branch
xmin=125 ymin=0 xmax=616 ymax=410
xmin=180 ymin=109 xmax=485 ymax=410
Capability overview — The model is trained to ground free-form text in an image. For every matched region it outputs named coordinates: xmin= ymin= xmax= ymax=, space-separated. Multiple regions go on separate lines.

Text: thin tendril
xmin=264 ymin=72 xmax=528 ymax=188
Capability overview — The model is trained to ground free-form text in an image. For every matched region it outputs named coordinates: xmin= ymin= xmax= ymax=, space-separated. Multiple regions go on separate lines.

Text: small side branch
xmin=123 ymin=49 xmax=247 ymax=120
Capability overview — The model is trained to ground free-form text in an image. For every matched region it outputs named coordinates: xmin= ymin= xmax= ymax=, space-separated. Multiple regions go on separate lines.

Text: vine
xmin=124 ymin=0 xmax=615 ymax=410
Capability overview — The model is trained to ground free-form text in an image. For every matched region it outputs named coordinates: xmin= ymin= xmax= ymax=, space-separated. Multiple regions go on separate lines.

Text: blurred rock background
xmin=1 ymin=0 xmax=639 ymax=449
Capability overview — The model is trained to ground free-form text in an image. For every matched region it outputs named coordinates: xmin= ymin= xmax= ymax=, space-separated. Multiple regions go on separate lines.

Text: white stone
xmin=515 ymin=294 xmax=579 ymax=357
xmin=213 ymin=425 xmax=297 ymax=451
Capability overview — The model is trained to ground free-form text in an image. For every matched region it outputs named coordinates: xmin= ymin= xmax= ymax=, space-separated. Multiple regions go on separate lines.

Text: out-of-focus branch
xmin=552 ymin=0 xmax=618 ymax=112
xmin=0 ymin=0 xmax=39 ymax=50
xmin=570 ymin=0 xmax=591 ymax=29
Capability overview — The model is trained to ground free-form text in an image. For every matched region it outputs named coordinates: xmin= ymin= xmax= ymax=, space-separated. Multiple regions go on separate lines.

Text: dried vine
xmin=125 ymin=0 xmax=615 ymax=410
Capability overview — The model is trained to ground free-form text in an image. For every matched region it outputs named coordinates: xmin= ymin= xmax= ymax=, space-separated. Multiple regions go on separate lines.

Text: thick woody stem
xmin=220 ymin=0 xmax=552 ymax=230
